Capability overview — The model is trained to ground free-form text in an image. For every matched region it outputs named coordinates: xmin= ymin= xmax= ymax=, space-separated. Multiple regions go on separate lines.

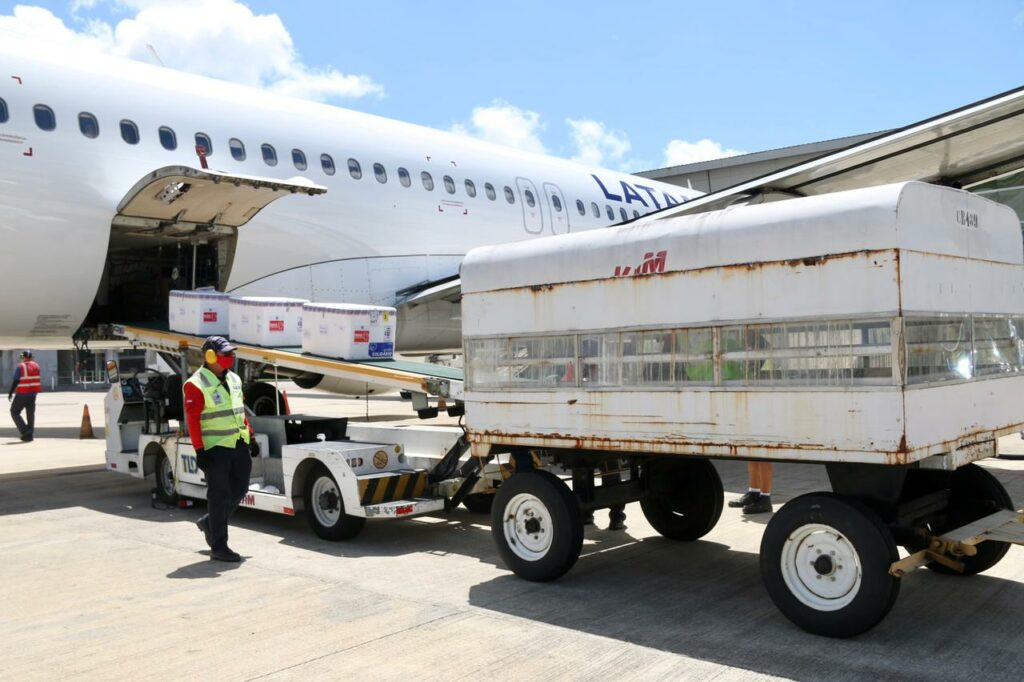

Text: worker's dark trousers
xmin=198 ymin=439 xmax=252 ymax=552
xmin=10 ymin=393 xmax=36 ymax=437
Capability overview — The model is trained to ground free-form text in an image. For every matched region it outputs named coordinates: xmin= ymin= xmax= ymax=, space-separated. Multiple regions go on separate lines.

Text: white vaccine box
xmin=168 ymin=289 xmax=230 ymax=336
xmin=228 ymin=296 xmax=308 ymax=346
xmin=302 ymin=303 xmax=396 ymax=360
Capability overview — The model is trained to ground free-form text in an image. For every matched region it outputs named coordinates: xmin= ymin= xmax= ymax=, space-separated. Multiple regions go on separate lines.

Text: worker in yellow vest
xmin=183 ymin=336 xmax=259 ymax=562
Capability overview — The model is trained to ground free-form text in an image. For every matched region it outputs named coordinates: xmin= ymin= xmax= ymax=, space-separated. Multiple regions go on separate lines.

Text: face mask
xmin=217 ymin=354 xmax=235 ymax=370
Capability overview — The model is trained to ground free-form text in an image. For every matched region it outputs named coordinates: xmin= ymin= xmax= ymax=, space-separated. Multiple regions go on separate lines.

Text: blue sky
xmin=3 ymin=1 xmax=1024 ymax=170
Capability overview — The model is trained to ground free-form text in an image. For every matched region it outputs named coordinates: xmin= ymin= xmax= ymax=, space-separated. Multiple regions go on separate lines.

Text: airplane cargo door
xmin=515 ymin=177 xmax=543 ymax=234
xmin=543 ymin=182 xmax=570 ymax=235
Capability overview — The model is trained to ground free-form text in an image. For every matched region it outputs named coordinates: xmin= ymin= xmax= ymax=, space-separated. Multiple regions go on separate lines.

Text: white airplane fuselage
xmin=0 ymin=38 xmax=700 ymax=350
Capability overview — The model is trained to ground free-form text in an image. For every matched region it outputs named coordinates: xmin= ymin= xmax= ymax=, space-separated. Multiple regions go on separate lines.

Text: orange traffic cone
xmin=79 ymin=404 xmax=95 ymax=439
xmin=281 ymin=390 xmax=292 ymax=415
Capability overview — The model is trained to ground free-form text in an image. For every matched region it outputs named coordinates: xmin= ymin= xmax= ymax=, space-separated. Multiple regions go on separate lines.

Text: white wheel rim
xmin=780 ymin=523 xmax=863 ymax=611
xmin=502 ymin=492 xmax=553 ymax=562
xmin=311 ymin=476 xmax=341 ymax=527
xmin=159 ymin=457 xmax=174 ymax=496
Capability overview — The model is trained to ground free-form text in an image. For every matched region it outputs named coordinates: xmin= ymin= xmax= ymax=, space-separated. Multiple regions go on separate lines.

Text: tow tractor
xmin=103 ymin=324 xmax=501 ymax=539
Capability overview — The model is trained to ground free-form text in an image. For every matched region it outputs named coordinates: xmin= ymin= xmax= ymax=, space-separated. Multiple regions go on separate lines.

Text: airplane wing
xmin=644 ymin=84 xmax=1024 ymax=220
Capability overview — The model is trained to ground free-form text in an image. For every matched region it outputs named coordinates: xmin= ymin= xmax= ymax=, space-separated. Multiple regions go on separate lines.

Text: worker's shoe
xmin=19 ymin=433 xmax=32 ymax=442
xmin=742 ymin=494 xmax=773 ymax=515
xmin=607 ymin=509 xmax=627 ymax=531
xmin=210 ymin=547 xmax=242 ymax=563
xmin=196 ymin=516 xmax=213 ymax=548
xmin=728 ymin=490 xmax=760 ymax=508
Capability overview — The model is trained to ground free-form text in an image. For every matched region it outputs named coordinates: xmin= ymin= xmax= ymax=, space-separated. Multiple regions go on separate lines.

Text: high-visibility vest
xmin=185 ymin=367 xmax=250 ymax=449
xmin=16 ymin=361 xmax=42 ymax=394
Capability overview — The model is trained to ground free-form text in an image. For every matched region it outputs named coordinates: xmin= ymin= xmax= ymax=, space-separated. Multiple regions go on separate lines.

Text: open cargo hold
xmin=460 ymin=181 xmax=1024 ymax=637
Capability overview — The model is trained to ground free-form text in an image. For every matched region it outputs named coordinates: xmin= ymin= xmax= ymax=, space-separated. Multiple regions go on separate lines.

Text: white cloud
xmin=566 ymin=118 xmax=631 ymax=168
xmin=663 ymin=138 xmax=746 ymax=166
xmin=0 ymin=1 xmax=383 ymax=101
xmin=451 ymin=100 xmax=546 ymax=154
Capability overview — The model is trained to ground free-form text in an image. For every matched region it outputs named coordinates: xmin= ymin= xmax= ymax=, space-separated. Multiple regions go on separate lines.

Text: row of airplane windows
xmin=0 ymin=98 xmax=644 ymax=223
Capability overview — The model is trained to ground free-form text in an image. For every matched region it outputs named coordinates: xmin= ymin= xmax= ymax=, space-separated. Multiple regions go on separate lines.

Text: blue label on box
xmin=368 ymin=342 xmax=394 ymax=358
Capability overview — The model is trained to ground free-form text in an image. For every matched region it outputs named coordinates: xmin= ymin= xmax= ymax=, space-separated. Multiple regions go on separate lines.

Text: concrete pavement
xmin=2 ymin=389 xmax=1024 ymax=680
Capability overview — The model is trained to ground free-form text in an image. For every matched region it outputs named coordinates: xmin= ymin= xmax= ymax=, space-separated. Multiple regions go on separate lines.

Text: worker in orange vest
xmin=8 ymin=350 xmax=42 ymax=442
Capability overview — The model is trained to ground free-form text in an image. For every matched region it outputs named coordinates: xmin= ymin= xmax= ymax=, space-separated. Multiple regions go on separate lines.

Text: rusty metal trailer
xmin=460 ymin=182 xmax=1024 ymax=637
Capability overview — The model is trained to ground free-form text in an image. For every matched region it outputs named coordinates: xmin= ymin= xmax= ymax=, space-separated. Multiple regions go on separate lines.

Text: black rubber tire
xmin=640 ymin=458 xmax=724 ymax=540
xmin=760 ymin=492 xmax=901 ymax=638
xmin=303 ymin=463 xmax=366 ymax=541
xmin=463 ymin=492 xmax=496 ymax=514
xmin=908 ymin=464 xmax=1014 ymax=576
xmin=154 ymin=452 xmax=179 ymax=505
xmin=491 ymin=470 xmax=583 ymax=582
xmin=244 ymin=382 xmax=285 ymax=416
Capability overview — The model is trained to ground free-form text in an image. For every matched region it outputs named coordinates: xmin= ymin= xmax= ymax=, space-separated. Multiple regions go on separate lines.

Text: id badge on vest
xmin=211 ymin=391 xmax=225 ymax=406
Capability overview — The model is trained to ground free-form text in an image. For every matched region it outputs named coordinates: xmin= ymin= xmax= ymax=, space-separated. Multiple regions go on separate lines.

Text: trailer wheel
xmin=491 ymin=470 xmax=583 ymax=582
xmin=761 ymin=493 xmax=900 ymax=638
xmin=463 ymin=492 xmax=495 ymax=514
xmin=244 ymin=382 xmax=285 ymax=416
xmin=154 ymin=453 xmax=179 ymax=505
xmin=304 ymin=464 xmax=365 ymax=541
xmin=640 ymin=458 xmax=723 ymax=540
xmin=909 ymin=463 xmax=1014 ymax=576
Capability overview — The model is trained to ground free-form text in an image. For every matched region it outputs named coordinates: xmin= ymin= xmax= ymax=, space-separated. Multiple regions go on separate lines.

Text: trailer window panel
xmin=398 ymin=167 xmax=411 ymax=187
xmin=972 ymin=316 xmax=1024 ymax=377
xmin=321 ymin=153 xmax=336 ymax=175
xmin=120 ymin=119 xmax=139 ymax=144
xmin=674 ymin=328 xmax=715 ymax=383
xmin=159 ymin=126 xmax=177 ymax=151
xmin=33 ymin=104 xmax=55 ymax=131
xmin=905 ymin=317 xmax=973 ymax=384
xmin=465 ymin=338 xmax=511 ymax=388
xmin=293 ymin=148 xmax=307 ymax=170
xmin=78 ymin=112 xmax=99 ymax=138
xmin=580 ymin=333 xmax=620 ymax=387
xmin=506 ymin=336 xmax=577 ymax=387
xmin=621 ymin=331 xmax=673 ymax=385
xmin=229 ymin=138 xmax=246 ymax=161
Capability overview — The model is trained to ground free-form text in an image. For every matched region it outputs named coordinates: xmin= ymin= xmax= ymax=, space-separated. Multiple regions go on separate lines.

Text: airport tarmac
xmin=3 ymin=387 xmax=1024 ymax=681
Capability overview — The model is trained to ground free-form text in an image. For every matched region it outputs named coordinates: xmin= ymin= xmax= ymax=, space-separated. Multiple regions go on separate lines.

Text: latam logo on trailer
xmin=203 ymin=311 xmax=218 ymax=322
xmin=613 ymin=250 xmax=667 ymax=278
xmin=269 ymin=320 xmax=285 ymax=332
xmin=353 ymin=330 xmax=370 ymax=343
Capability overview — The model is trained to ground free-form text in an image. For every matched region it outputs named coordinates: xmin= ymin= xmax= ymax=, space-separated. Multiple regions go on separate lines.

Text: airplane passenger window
xmin=293 ymin=149 xmax=307 ymax=171
xmin=524 ymin=189 xmax=536 ymax=207
xmin=591 ymin=202 xmax=600 ymax=218
xmin=576 ymin=199 xmax=585 ymax=216
xmin=78 ymin=112 xmax=99 ymax=139
xmin=120 ymin=119 xmax=139 ymax=144
xmin=229 ymin=138 xmax=246 ymax=161
xmin=374 ymin=163 xmax=387 ymax=183
xmin=619 ymin=207 xmax=628 ymax=221
xmin=605 ymin=205 xmax=614 ymax=220
xmin=552 ymin=195 xmax=563 ymax=212
xmin=504 ymin=186 xmax=515 ymax=204
xmin=421 ymin=171 xmax=434 ymax=191
xmin=321 ymin=153 xmax=336 ymax=175
xmin=398 ymin=167 xmax=411 ymax=187
xmin=465 ymin=180 xmax=476 ymax=197
xmin=33 ymin=104 xmax=56 ymax=131
xmin=0 ymin=97 xmax=7 ymax=123
xmin=262 ymin=143 xmax=278 ymax=166
xmin=348 ymin=158 xmax=362 ymax=179
xmin=443 ymin=175 xmax=456 ymax=194
xmin=485 ymin=183 xmax=496 ymax=200
xmin=195 ymin=132 xmax=213 ymax=156
xmin=159 ymin=126 xmax=177 ymax=151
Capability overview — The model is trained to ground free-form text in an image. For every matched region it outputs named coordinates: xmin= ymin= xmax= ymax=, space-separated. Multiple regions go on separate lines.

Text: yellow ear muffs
xmin=205 ymin=349 xmax=217 ymax=365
